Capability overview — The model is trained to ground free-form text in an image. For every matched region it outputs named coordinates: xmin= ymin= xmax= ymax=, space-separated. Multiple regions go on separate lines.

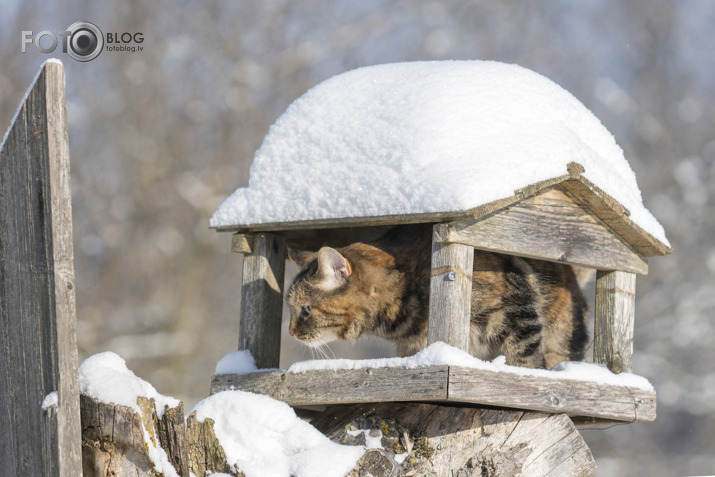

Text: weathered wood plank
xmin=211 ymin=365 xmax=654 ymax=422
xmin=312 ymin=402 xmax=595 ymax=477
xmin=211 ymin=367 xmax=449 ymax=406
xmin=448 ymin=366 xmax=655 ymax=422
xmin=0 ymin=61 xmax=81 ymax=477
xmin=238 ymin=233 xmax=286 ymax=369
xmin=594 ymin=270 xmax=637 ymax=373
xmin=427 ymin=228 xmax=474 ymax=352
xmin=434 ymin=187 xmax=649 ymax=274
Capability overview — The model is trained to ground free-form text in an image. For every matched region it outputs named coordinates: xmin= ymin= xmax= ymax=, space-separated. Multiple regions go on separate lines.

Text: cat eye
xmin=300 ymin=305 xmax=311 ymax=317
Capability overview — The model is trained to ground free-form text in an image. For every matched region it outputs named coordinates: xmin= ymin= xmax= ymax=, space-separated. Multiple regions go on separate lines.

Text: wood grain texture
xmin=80 ymin=394 xmax=192 ymax=477
xmin=594 ymin=270 xmax=637 ymax=373
xmin=448 ymin=366 xmax=655 ymax=423
xmin=560 ymin=175 xmax=671 ymax=257
xmin=80 ymin=394 xmax=156 ymax=476
xmin=238 ymin=233 xmax=286 ymax=369
xmin=434 ymin=187 xmax=649 ymax=274
xmin=186 ymin=412 xmax=241 ymax=477
xmin=427 ymin=228 xmax=474 ymax=352
xmin=212 ymin=365 xmax=655 ymax=423
xmin=0 ymin=62 xmax=81 ymax=477
xmin=211 ymin=366 xmax=449 ymax=405
xmin=312 ymin=402 xmax=595 ymax=477
xmin=231 ymin=233 xmax=254 ymax=254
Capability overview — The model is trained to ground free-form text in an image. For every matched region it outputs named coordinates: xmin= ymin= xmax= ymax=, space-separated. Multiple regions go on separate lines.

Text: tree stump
xmin=80 ymin=394 xmax=244 ymax=477
xmin=311 ymin=402 xmax=596 ymax=477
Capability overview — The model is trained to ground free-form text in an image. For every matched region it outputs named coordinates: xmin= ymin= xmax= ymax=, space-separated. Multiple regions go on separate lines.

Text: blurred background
xmin=1 ymin=1 xmax=713 ymax=475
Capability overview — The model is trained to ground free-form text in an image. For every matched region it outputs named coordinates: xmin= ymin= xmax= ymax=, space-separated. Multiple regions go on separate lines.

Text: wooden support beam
xmin=427 ymin=226 xmax=474 ymax=352
xmin=594 ymin=270 xmax=636 ymax=373
xmin=211 ymin=365 xmax=656 ymax=423
xmin=433 ymin=187 xmax=649 ymax=275
xmin=212 ymin=366 xmax=449 ymax=405
xmin=238 ymin=233 xmax=286 ymax=369
xmin=0 ymin=61 xmax=81 ymax=477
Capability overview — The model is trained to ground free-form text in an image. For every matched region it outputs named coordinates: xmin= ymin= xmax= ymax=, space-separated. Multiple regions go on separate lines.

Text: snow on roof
xmin=211 ymin=60 xmax=668 ymax=246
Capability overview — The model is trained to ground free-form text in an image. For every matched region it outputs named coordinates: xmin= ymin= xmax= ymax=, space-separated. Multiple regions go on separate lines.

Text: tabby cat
xmin=286 ymin=224 xmax=590 ymax=369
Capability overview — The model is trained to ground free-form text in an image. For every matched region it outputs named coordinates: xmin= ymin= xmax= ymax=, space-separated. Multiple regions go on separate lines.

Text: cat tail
xmin=572 ymin=266 xmax=596 ymax=289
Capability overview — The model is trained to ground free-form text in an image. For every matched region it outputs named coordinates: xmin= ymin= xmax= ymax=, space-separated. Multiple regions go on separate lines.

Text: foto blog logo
xmin=21 ymin=22 xmax=144 ymax=62
xmin=22 ymin=21 xmax=103 ymax=62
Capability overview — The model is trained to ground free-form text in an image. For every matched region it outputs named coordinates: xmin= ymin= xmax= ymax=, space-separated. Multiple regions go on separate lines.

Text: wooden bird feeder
xmin=208 ymin=62 xmax=671 ymax=426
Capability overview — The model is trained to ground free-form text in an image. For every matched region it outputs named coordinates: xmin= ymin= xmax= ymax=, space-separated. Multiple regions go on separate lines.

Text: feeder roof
xmin=211 ymin=60 xmax=669 ymax=251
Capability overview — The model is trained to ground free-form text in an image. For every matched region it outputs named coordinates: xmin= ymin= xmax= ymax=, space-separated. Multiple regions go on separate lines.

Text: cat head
xmin=286 ymin=246 xmax=366 ymax=347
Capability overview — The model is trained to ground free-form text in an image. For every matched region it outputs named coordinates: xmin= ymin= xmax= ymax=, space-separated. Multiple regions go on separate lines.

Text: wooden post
xmin=427 ymin=225 xmax=474 ymax=352
xmin=594 ymin=270 xmax=636 ymax=373
xmin=237 ymin=233 xmax=286 ymax=369
xmin=0 ymin=61 xmax=81 ymax=476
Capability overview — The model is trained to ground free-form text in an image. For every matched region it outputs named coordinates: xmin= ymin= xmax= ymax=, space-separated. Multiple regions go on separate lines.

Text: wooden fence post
xmin=0 ymin=60 xmax=81 ymax=476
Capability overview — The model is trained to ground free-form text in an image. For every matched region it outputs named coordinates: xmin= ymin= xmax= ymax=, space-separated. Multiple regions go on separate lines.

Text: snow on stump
xmin=78 ymin=352 xmax=365 ymax=477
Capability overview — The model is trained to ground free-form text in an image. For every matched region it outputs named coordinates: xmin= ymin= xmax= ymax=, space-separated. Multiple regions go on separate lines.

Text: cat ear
xmin=316 ymin=247 xmax=352 ymax=290
xmin=287 ymin=248 xmax=317 ymax=268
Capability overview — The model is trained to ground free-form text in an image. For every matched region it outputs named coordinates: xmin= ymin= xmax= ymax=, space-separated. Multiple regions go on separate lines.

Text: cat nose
xmin=288 ymin=324 xmax=295 ymax=336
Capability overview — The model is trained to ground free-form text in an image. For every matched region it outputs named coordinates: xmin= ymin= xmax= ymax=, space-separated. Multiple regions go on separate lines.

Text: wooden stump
xmin=311 ymin=402 xmax=596 ymax=477
xmin=80 ymin=394 xmax=247 ymax=477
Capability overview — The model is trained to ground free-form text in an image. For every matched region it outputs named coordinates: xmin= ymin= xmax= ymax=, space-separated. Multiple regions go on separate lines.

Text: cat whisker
xmin=320 ymin=340 xmax=336 ymax=359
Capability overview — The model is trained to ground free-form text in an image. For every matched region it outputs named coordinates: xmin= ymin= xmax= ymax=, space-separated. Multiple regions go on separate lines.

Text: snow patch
xmin=285 ymin=342 xmax=654 ymax=391
xmin=79 ymin=351 xmax=180 ymax=416
xmin=212 ymin=60 xmax=668 ymax=247
xmin=41 ymin=391 xmax=58 ymax=411
xmin=214 ymin=349 xmax=259 ymax=375
xmin=191 ymin=390 xmax=364 ymax=477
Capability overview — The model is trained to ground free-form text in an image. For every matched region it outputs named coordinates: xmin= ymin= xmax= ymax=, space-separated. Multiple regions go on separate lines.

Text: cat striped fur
xmin=286 ymin=224 xmax=589 ymax=369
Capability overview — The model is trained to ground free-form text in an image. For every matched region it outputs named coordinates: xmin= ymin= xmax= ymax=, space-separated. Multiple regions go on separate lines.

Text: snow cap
xmin=211 ymin=60 xmax=667 ymax=246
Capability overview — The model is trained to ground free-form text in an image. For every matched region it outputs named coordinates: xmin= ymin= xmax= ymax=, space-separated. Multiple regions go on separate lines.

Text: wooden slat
xmin=211 ymin=366 xmax=449 ymax=405
xmin=238 ymin=233 xmax=286 ymax=369
xmin=433 ymin=187 xmax=649 ymax=274
xmin=594 ymin=270 xmax=637 ymax=373
xmin=211 ymin=365 xmax=655 ymax=423
xmin=447 ymin=366 xmax=655 ymax=422
xmin=427 ymin=229 xmax=474 ymax=352
xmin=0 ymin=61 xmax=81 ymax=476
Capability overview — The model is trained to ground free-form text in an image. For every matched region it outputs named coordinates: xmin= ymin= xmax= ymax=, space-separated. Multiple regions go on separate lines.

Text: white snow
xmin=191 ymin=390 xmax=364 ymax=477
xmin=78 ymin=352 xmax=182 ymax=477
xmin=79 ymin=351 xmax=181 ymax=416
xmin=80 ymin=351 xmax=364 ymax=477
xmin=0 ymin=59 xmax=64 ymax=151
xmin=211 ymin=60 xmax=668 ymax=247
xmin=214 ymin=349 xmax=260 ymax=375
xmin=41 ymin=391 xmax=58 ymax=411
xmin=283 ymin=342 xmax=653 ymax=391
xmin=347 ymin=428 xmax=383 ymax=450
